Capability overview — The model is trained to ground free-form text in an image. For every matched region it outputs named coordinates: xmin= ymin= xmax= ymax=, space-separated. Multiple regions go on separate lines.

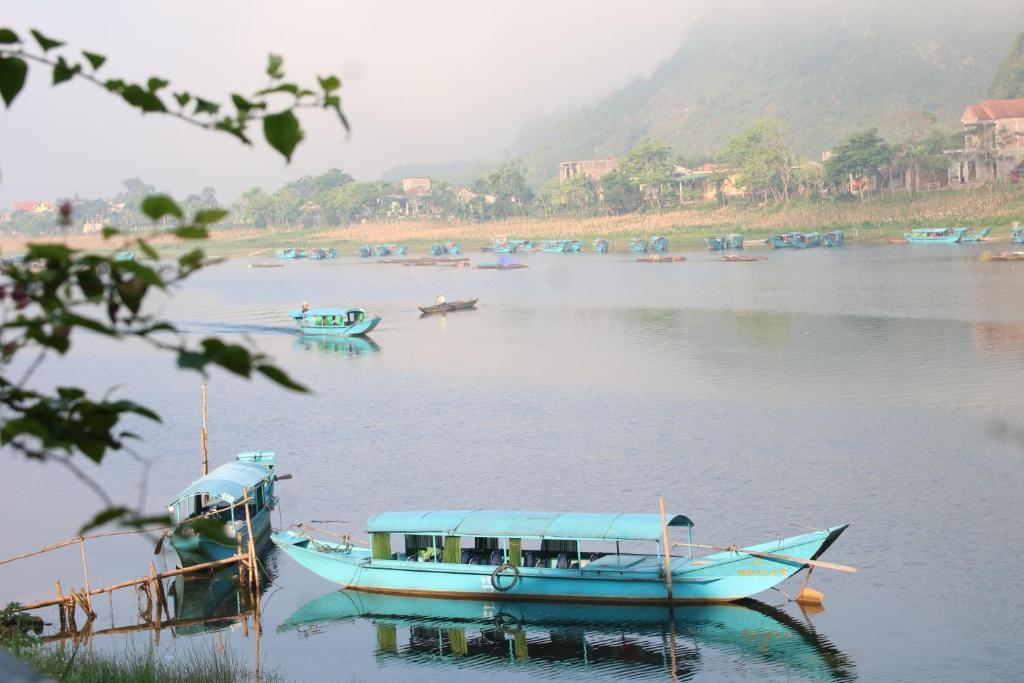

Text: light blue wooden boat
xmin=445 ymin=242 xmax=462 ymax=255
xmin=373 ymin=244 xmax=405 ymax=257
xmin=515 ymin=240 xmax=535 ymax=250
xmin=429 ymin=243 xmax=445 ymax=256
xmin=492 ymin=239 xmax=518 ymax=253
xmin=903 ymin=227 xmax=968 ymax=244
xmin=276 ymin=247 xmax=307 ymax=259
xmin=593 ymin=238 xmax=609 ymax=253
xmin=961 ymin=228 xmax=991 ymax=243
xmin=1013 ymin=226 xmax=1024 ymax=243
xmin=168 ymin=451 xmax=279 ymax=568
xmin=114 ymin=250 xmax=137 ymax=261
xmin=279 ymin=590 xmax=854 ymax=679
xmin=768 ymin=233 xmax=799 ymax=248
xmin=650 ymin=236 xmax=669 ymax=253
xmin=541 ymin=240 xmax=570 ymax=253
xmin=272 ymin=509 xmax=850 ymax=604
xmin=706 ymin=237 xmax=726 ymax=251
xmin=629 ymin=237 xmax=649 ymax=253
xmin=793 ymin=232 xmax=822 ymax=249
xmin=358 ymin=245 xmax=372 ymax=258
xmin=568 ymin=240 xmax=583 ymax=252
xmin=822 ymin=230 xmax=844 ymax=247
xmin=289 ymin=307 xmax=381 ymax=335
xmin=308 ymin=248 xmax=337 ymax=260
xmin=725 ymin=233 xmax=743 ymax=249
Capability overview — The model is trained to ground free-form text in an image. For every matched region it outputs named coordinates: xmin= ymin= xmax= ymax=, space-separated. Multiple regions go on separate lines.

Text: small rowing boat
xmin=418 ymin=297 xmax=479 ymax=315
xmin=982 ymin=251 xmax=1024 ymax=262
xmin=637 ymin=254 xmax=686 ymax=263
xmin=475 ymin=261 xmax=528 ymax=270
xmin=272 ymin=508 xmax=852 ymax=605
xmin=720 ymin=254 xmax=764 ymax=262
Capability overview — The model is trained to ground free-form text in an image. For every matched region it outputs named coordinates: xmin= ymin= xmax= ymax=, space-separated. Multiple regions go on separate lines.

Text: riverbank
xmin=3 ymin=185 xmax=1023 ymax=257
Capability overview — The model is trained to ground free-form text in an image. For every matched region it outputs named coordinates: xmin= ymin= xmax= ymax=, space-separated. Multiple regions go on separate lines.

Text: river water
xmin=2 ymin=243 xmax=1023 ymax=681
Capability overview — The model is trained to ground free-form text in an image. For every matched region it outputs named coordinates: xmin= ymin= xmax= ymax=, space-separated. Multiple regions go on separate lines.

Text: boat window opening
xmin=256 ymin=486 xmax=265 ymax=511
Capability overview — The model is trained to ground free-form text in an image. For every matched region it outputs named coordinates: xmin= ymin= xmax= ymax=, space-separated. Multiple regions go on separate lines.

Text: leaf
xmin=25 ymin=243 xmax=75 ymax=261
xmin=266 ymin=54 xmax=284 ymax=79
xmin=136 ymin=238 xmax=159 ymax=260
xmin=257 ymin=364 xmax=308 ymax=392
xmin=0 ymin=28 xmax=19 ymax=44
xmin=215 ymin=118 xmax=252 ymax=145
xmin=255 ymin=83 xmax=299 ymax=97
xmin=199 ymin=338 xmax=253 ymax=377
xmin=52 ymin=56 xmax=81 ymax=86
xmin=178 ymin=248 xmax=205 ymax=270
xmin=185 ymin=517 xmax=236 ymax=547
xmin=119 ymin=84 xmax=166 ymax=113
xmin=324 ymin=94 xmax=350 ymax=131
xmin=29 ymin=29 xmax=64 ymax=52
xmin=79 ymin=506 xmax=131 ymax=534
xmin=174 ymin=91 xmax=190 ymax=107
xmin=193 ymin=209 xmax=228 ymax=224
xmin=173 ymin=226 xmax=208 ymax=239
xmin=147 ymin=77 xmax=169 ymax=92
xmin=101 ymin=226 xmax=120 ymax=239
xmin=318 ymin=75 xmax=341 ymax=92
xmin=194 ymin=97 xmax=219 ymax=115
xmin=140 ymin=194 xmax=183 ymax=220
xmin=82 ymin=51 xmax=106 ymax=70
xmin=263 ymin=109 xmax=303 ymax=162
xmin=0 ymin=57 xmax=28 ymax=108
xmin=113 ymin=260 xmax=165 ymax=287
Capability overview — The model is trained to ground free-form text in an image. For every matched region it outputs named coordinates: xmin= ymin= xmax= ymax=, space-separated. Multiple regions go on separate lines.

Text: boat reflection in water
xmin=170 ymin=555 xmax=280 ymax=635
xmin=280 ymin=591 xmax=855 ymax=680
xmin=292 ymin=334 xmax=381 ymax=357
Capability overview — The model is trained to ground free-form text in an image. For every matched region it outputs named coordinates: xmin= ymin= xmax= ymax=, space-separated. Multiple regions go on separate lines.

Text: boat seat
xmin=523 ymin=552 xmax=536 ymax=568
xmin=489 ymin=550 xmax=503 ymax=566
xmin=460 ymin=549 xmax=473 ymax=564
xmin=556 ymin=553 xmax=570 ymax=569
xmin=468 ymin=557 xmax=481 ymax=565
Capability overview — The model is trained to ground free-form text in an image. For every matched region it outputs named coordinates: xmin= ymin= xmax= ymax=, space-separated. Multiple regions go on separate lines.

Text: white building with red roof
xmin=951 ymin=98 xmax=1024 ymax=184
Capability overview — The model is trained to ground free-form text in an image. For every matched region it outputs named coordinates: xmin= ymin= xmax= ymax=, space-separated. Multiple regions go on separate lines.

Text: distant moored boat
xmin=822 ymin=230 xmax=844 ymax=247
xmin=593 ymin=238 xmax=609 ymax=253
xmin=629 ymin=237 xmax=649 ymax=253
xmin=903 ymin=228 xmax=968 ymax=244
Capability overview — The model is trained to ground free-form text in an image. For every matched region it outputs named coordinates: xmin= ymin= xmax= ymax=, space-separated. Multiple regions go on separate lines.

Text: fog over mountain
xmin=0 ymin=1 xmax=703 ymax=206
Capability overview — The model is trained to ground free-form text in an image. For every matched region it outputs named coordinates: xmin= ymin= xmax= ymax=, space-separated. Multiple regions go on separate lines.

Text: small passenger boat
xmin=1012 ymin=224 xmax=1024 ymax=243
xmin=272 ymin=509 xmax=851 ymax=604
xmin=114 ymin=250 xmax=137 ymax=262
xmin=768 ymin=233 xmax=799 ymax=248
xmin=308 ymin=247 xmax=337 ymax=260
xmin=358 ymin=245 xmax=373 ymax=258
xmin=418 ymin=297 xmax=479 ymax=315
xmin=720 ymin=254 xmax=764 ymax=262
xmin=650 ymin=236 xmax=669 ymax=253
xmin=706 ymin=237 xmax=726 ymax=251
xmin=168 ymin=451 xmax=282 ymax=568
xmin=593 ymin=238 xmax=609 ymax=253
xmin=822 ymin=230 xmax=844 ymax=247
xmin=492 ymin=238 xmax=518 ymax=253
xmin=903 ymin=227 xmax=969 ymax=244
xmin=629 ymin=237 xmax=649 ymax=253
xmin=637 ymin=254 xmax=686 ymax=262
xmin=793 ymin=232 xmax=822 ymax=249
xmin=567 ymin=240 xmax=583 ymax=253
xmin=540 ymin=240 xmax=570 ymax=253
xmin=276 ymin=247 xmax=307 ymax=259
xmin=289 ymin=306 xmax=381 ymax=335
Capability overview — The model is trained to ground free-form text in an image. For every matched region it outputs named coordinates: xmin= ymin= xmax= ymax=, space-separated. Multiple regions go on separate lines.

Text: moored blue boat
xmin=429 ymin=243 xmax=446 ymax=256
xmin=629 ymin=237 xmax=649 ymax=253
xmin=961 ymin=228 xmax=991 ymax=243
xmin=593 ymin=238 xmax=609 ymax=253
xmin=308 ymin=247 xmax=337 ymax=260
xmin=768 ymin=233 xmax=799 ymax=248
xmin=540 ymin=240 xmax=570 ymax=253
xmin=273 ymin=509 xmax=851 ymax=604
xmin=706 ymin=236 xmax=726 ymax=251
xmin=492 ymin=238 xmax=518 ymax=253
xmin=903 ymin=227 xmax=969 ymax=244
xmin=650 ymin=236 xmax=669 ymax=253
xmin=168 ymin=450 xmax=279 ymax=568
xmin=822 ymin=230 xmax=844 ymax=247
xmin=793 ymin=232 xmax=822 ymax=249
xmin=358 ymin=245 xmax=372 ymax=258
xmin=289 ymin=306 xmax=381 ymax=335
xmin=724 ymin=233 xmax=743 ymax=249
xmin=1013 ymin=224 xmax=1024 ymax=243
xmin=568 ymin=240 xmax=582 ymax=252
xmin=114 ymin=250 xmax=137 ymax=261
xmin=276 ymin=247 xmax=307 ymax=259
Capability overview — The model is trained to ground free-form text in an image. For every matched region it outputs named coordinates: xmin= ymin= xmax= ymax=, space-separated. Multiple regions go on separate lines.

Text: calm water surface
xmin=2 ymin=244 xmax=1024 ymax=681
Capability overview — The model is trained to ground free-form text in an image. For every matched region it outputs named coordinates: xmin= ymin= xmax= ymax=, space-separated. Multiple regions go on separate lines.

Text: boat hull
xmin=171 ymin=504 xmax=272 ymax=567
xmin=294 ymin=317 xmax=380 ymax=336
xmin=418 ymin=299 xmax=479 ymax=315
xmin=272 ymin=525 xmax=846 ymax=604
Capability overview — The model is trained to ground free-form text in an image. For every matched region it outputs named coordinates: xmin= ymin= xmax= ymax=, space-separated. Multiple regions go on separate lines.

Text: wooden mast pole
xmin=200 ymin=384 xmax=209 ymax=476
xmin=658 ymin=497 xmax=673 ymax=604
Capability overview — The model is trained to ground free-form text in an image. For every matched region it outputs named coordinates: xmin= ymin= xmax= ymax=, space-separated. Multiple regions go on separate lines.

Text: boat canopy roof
xmin=291 ymin=307 xmax=365 ymax=317
xmin=170 ymin=459 xmax=272 ymax=506
xmin=366 ymin=510 xmax=694 ymax=542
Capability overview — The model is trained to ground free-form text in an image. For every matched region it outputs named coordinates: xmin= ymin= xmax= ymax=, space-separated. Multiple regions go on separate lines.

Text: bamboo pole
xmin=243 ymin=488 xmax=260 ymax=586
xmin=658 ymin=497 xmax=673 ymax=603
xmin=79 ymin=538 xmax=94 ymax=618
xmin=201 ymin=384 xmax=209 ymax=476
xmin=13 ymin=554 xmax=250 ymax=612
xmin=55 ymin=581 xmax=67 ymax=632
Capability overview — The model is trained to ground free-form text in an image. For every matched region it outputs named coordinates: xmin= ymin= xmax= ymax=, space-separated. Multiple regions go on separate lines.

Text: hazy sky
xmin=0 ymin=1 xmax=706 ymax=206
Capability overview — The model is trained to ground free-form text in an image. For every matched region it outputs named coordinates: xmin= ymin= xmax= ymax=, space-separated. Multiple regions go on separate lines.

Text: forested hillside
xmin=989 ymin=31 xmax=1024 ymax=98
xmin=514 ymin=0 xmax=1023 ymax=185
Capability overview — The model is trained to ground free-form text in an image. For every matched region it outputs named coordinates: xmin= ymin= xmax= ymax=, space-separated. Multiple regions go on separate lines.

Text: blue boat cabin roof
xmin=291 ymin=307 xmax=366 ymax=317
xmin=366 ymin=510 xmax=694 ymax=542
xmin=170 ymin=458 xmax=273 ymax=505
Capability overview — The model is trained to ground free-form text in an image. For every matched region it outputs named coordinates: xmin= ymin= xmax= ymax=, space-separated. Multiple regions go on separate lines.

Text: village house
xmin=13 ymin=200 xmax=55 ymax=213
xmin=949 ymin=98 xmax=1024 ymax=184
xmin=558 ymin=158 xmax=619 ymax=182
